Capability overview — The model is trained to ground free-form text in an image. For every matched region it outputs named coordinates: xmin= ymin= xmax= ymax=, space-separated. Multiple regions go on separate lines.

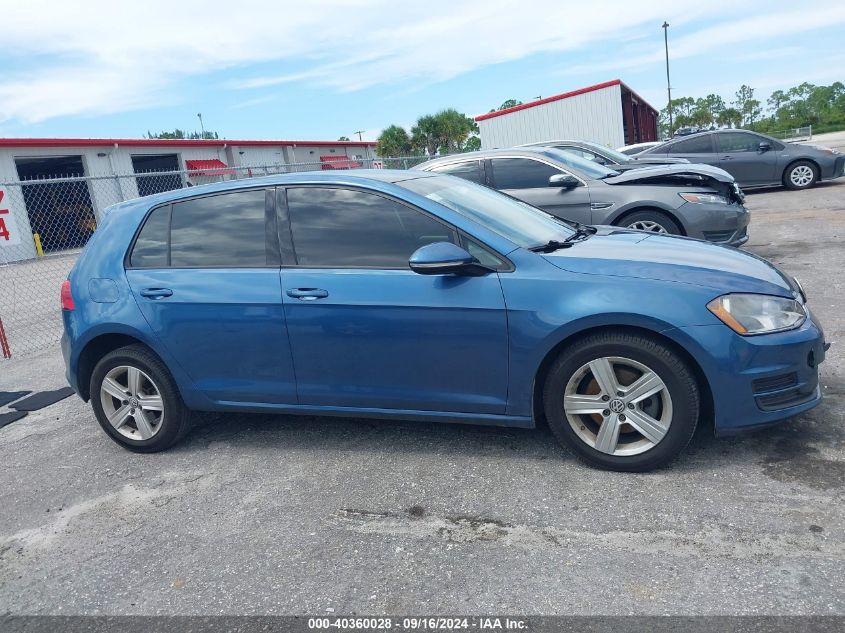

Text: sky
xmin=0 ymin=0 xmax=843 ymax=142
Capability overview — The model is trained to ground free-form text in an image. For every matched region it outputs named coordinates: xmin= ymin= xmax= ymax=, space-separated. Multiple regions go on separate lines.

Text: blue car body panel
xmin=62 ymin=170 xmax=825 ymax=436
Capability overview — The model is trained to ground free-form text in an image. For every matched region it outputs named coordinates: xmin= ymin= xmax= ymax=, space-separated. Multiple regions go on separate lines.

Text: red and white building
xmin=475 ymin=79 xmax=659 ymax=150
xmin=0 ymin=137 xmax=376 ymax=262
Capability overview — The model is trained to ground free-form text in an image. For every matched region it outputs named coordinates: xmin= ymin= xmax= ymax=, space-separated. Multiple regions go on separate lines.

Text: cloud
xmin=0 ymin=0 xmax=842 ymax=124
xmin=559 ymin=4 xmax=845 ymax=76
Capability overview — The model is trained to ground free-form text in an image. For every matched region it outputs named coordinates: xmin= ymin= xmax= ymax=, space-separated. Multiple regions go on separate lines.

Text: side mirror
xmin=549 ymin=173 xmax=580 ymax=188
xmin=409 ymin=242 xmax=491 ymax=276
xmin=758 ymin=141 xmax=772 ymax=152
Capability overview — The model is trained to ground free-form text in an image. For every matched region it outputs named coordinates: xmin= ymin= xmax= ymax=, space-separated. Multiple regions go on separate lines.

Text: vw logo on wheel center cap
xmin=609 ymin=399 xmax=625 ymax=413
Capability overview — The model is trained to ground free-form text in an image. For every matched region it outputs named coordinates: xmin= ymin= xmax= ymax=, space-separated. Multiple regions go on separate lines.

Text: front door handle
xmin=140 ymin=288 xmax=173 ymax=299
xmin=721 ymin=155 xmax=733 ymax=160
xmin=287 ymin=288 xmax=329 ymax=300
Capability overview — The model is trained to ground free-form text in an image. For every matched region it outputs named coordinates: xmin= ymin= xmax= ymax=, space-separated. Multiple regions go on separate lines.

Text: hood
xmin=542 ymin=228 xmax=796 ymax=296
xmin=602 ymin=163 xmax=744 ymax=203
xmin=604 ymin=163 xmax=735 ymax=184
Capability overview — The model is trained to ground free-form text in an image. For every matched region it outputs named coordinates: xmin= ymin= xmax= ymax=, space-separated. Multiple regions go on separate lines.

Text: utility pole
xmin=197 ymin=112 xmax=205 ymax=139
xmin=662 ymin=22 xmax=672 ymax=136
xmin=353 ymin=130 xmax=365 ymax=141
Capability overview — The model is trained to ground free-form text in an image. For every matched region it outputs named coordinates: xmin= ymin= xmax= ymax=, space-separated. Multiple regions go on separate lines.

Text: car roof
xmin=416 ymin=147 xmax=567 ymax=169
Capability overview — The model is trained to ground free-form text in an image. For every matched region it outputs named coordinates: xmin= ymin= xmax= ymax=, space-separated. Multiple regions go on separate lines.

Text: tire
xmin=783 ymin=160 xmax=818 ymax=190
xmin=618 ymin=210 xmax=682 ymax=236
xmin=90 ymin=344 xmax=192 ymax=452
xmin=542 ymin=331 xmax=699 ymax=472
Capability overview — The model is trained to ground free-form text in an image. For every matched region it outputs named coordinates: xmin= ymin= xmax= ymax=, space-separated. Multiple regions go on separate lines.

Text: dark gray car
xmin=639 ymin=128 xmax=845 ymax=189
xmin=414 ymin=148 xmax=749 ymax=246
xmin=520 ymin=139 xmax=689 ymax=171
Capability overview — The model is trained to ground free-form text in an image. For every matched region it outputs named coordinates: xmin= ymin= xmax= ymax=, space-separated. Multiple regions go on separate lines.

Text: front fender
xmin=500 ymin=256 xmax=719 ymax=416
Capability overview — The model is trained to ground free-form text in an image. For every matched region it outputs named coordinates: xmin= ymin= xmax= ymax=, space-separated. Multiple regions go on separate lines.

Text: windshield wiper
xmin=529 ymin=224 xmax=596 ymax=252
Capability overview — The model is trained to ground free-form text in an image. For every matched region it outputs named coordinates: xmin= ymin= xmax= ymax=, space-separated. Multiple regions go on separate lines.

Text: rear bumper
xmin=670 ymin=310 xmax=826 ymax=434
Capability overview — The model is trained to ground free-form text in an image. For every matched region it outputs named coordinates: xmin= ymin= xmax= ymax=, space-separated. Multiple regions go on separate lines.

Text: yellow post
xmin=33 ymin=233 xmax=44 ymax=257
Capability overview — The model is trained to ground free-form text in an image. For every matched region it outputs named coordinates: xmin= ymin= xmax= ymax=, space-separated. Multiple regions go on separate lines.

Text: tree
xmin=145 ymin=129 xmax=218 ymax=140
xmin=733 ymin=85 xmax=760 ymax=126
xmin=745 ymin=99 xmax=762 ymax=126
xmin=717 ymin=107 xmax=743 ymax=128
xmin=434 ymin=109 xmax=479 ymax=153
xmin=463 ymin=136 xmax=481 ymax=152
xmin=376 ymin=125 xmax=412 ymax=157
xmin=338 ymin=136 xmax=351 ymax=141
xmin=697 ymin=94 xmax=725 ymax=123
xmin=410 ymin=114 xmax=442 ymax=156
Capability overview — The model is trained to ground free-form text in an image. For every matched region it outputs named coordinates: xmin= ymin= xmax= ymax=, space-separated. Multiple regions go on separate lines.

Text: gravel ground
xmin=0 ymin=180 xmax=843 ymax=615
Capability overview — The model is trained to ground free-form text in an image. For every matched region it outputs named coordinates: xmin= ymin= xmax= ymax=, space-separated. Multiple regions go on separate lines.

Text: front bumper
xmin=823 ymin=155 xmax=845 ymax=180
xmin=671 ymin=310 xmax=827 ymax=434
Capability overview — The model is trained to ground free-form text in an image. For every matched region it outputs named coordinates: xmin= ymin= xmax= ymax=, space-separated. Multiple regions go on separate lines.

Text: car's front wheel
xmin=784 ymin=160 xmax=818 ymax=190
xmin=90 ymin=345 xmax=192 ymax=452
xmin=543 ymin=331 xmax=699 ymax=472
xmin=619 ymin=210 xmax=682 ymax=235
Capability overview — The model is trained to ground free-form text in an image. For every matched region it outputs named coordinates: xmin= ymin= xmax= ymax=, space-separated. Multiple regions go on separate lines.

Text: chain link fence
xmin=0 ymin=156 xmax=445 ymax=359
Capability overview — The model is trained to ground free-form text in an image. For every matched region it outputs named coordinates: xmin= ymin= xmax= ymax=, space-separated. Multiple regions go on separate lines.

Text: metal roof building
xmin=475 ymin=79 xmax=659 ymax=150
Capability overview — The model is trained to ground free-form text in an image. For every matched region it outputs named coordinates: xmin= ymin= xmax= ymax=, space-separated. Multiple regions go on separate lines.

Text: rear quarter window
xmin=129 ymin=205 xmax=170 ymax=268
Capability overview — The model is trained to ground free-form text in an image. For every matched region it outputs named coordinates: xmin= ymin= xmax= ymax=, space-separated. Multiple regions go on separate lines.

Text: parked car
xmin=617 ymin=141 xmax=665 ymax=156
xmin=415 ymin=148 xmax=749 ymax=246
xmin=62 ymin=171 xmax=826 ymax=471
xmin=519 ymin=139 xmax=689 ymax=170
xmin=639 ymin=129 xmax=845 ymax=189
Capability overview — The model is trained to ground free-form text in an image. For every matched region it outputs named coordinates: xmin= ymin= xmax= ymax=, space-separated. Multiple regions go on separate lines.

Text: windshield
xmin=398 ymin=175 xmax=574 ymax=248
xmin=540 ymin=148 xmax=619 ymax=179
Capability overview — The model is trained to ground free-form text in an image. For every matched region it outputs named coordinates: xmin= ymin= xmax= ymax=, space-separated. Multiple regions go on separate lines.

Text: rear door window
xmin=490 ymin=158 xmax=562 ymax=189
xmin=668 ymin=135 xmax=714 ymax=154
xmin=169 ymin=190 xmax=268 ymax=267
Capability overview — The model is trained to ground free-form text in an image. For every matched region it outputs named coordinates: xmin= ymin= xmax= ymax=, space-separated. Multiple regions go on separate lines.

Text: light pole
xmin=662 ymin=21 xmax=672 ymax=136
xmin=197 ymin=112 xmax=205 ymax=139
xmin=353 ymin=130 xmax=365 ymax=141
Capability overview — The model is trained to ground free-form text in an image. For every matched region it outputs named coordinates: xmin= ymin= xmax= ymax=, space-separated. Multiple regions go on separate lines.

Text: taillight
xmin=61 ymin=280 xmax=75 ymax=311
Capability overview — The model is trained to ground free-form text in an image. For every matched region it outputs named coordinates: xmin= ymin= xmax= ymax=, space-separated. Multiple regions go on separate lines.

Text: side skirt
xmin=199 ymin=400 xmax=536 ymax=429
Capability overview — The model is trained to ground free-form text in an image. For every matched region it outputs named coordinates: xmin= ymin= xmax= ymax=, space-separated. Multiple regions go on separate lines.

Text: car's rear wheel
xmin=619 ymin=210 xmax=682 ymax=236
xmin=784 ymin=160 xmax=818 ymax=190
xmin=542 ymin=331 xmax=699 ymax=472
xmin=90 ymin=345 xmax=191 ymax=452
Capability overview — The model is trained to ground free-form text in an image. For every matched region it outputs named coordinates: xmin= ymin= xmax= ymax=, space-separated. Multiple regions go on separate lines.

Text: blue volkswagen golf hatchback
xmin=61 ymin=171 xmax=826 ymax=471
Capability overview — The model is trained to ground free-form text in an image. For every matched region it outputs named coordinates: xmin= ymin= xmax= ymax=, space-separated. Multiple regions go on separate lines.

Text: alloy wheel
xmin=563 ymin=356 xmax=673 ymax=456
xmin=790 ymin=165 xmax=814 ymax=187
xmin=99 ymin=365 xmax=165 ymax=440
xmin=627 ymin=220 xmax=667 ymax=233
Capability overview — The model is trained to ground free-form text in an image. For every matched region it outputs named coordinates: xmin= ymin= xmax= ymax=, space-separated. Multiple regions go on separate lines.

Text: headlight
xmin=679 ymin=192 xmax=729 ymax=205
xmin=707 ymin=294 xmax=806 ymax=335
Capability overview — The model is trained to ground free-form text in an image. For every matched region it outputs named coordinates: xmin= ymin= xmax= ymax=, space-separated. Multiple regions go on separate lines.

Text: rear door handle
xmin=140 ymin=288 xmax=173 ymax=299
xmin=721 ymin=155 xmax=733 ymax=160
xmin=287 ymin=288 xmax=329 ymax=300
